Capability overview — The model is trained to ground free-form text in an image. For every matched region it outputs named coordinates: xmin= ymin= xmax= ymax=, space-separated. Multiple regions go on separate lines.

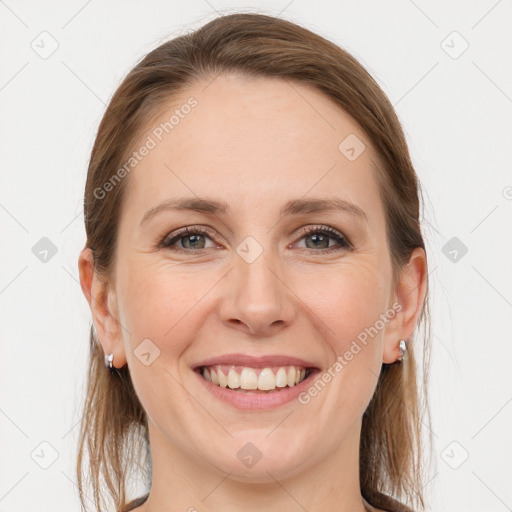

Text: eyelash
xmin=160 ymin=225 xmax=353 ymax=255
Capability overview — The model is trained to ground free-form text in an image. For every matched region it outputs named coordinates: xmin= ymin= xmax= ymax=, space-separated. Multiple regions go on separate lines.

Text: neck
xmin=139 ymin=418 xmax=369 ymax=512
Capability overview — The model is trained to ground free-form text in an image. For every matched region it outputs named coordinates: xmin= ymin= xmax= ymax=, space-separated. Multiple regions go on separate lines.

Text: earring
xmin=397 ymin=339 xmax=407 ymax=362
xmin=104 ymin=352 xmax=114 ymax=370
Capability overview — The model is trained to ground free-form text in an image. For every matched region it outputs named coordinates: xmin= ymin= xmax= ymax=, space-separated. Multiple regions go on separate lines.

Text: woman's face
xmin=94 ymin=74 xmax=414 ymax=482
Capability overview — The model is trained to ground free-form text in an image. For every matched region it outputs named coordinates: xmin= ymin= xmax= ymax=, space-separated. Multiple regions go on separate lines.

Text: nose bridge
xmin=222 ymin=233 xmax=294 ymax=335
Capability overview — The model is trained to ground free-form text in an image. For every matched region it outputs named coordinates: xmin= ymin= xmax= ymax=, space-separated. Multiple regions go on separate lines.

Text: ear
xmin=78 ymin=247 xmax=127 ymax=368
xmin=382 ymin=247 xmax=428 ymax=364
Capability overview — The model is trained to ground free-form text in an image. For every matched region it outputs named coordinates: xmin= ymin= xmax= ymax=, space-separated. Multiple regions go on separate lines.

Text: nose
xmin=219 ymin=243 xmax=296 ymax=337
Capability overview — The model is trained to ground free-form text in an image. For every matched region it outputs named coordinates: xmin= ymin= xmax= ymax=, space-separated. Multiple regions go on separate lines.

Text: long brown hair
xmin=77 ymin=12 xmax=433 ymax=512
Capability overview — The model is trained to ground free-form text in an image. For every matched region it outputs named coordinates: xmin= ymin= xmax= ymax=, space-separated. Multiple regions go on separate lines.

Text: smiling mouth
xmin=196 ymin=364 xmax=314 ymax=393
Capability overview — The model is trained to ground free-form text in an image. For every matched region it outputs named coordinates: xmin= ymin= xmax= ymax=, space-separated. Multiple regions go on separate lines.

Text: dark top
xmin=122 ymin=494 xmax=149 ymax=511
xmin=122 ymin=490 xmax=414 ymax=512
xmin=362 ymin=489 xmax=414 ymax=512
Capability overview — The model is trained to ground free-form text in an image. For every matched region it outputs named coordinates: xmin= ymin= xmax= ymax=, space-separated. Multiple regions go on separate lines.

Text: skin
xmin=79 ymin=73 xmax=427 ymax=512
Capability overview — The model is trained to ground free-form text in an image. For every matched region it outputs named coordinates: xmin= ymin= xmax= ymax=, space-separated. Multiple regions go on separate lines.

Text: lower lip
xmin=193 ymin=368 xmax=320 ymax=410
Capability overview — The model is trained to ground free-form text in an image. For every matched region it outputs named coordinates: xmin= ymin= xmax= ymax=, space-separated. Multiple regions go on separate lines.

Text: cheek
xmin=116 ymin=263 xmax=207 ymax=423
xmin=299 ymin=269 xmax=385 ymax=422
xmin=306 ymin=263 xmax=388 ymax=352
xmin=117 ymin=261 xmax=208 ymax=355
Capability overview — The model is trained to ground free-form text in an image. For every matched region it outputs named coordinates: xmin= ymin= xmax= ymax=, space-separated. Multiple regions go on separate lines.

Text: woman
xmin=77 ymin=12 xmax=432 ymax=512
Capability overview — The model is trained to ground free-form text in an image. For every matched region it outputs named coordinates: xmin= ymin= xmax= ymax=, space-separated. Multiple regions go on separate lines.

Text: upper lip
xmin=193 ymin=353 xmax=320 ymax=370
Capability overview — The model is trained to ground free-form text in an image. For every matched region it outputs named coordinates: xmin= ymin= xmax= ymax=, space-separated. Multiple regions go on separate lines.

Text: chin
xmin=203 ymin=442 xmax=313 ymax=484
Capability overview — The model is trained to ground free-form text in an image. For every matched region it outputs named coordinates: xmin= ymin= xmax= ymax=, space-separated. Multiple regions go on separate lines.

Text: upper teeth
xmin=202 ymin=365 xmax=308 ymax=391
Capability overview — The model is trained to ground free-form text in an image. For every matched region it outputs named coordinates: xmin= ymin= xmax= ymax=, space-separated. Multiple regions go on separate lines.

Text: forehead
xmin=124 ymin=74 xmax=385 ymax=226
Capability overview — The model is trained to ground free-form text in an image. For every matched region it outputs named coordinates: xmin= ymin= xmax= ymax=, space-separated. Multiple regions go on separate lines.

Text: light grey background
xmin=1 ymin=1 xmax=511 ymax=511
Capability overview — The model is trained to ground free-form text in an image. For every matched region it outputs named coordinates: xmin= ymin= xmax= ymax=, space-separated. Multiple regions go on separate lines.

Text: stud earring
xmin=104 ymin=352 xmax=114 ymax=370
xmin=397 ymin=339 xmax=407 ymax=362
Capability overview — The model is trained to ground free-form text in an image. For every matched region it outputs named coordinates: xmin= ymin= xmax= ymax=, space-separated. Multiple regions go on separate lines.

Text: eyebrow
xmin=139 ymin=196 xmax=369 ymax=226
